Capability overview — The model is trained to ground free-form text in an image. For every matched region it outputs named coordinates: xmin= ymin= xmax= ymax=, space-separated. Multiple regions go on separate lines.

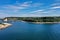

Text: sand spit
xmin=0 ymin=23 xmax=12 ymax=29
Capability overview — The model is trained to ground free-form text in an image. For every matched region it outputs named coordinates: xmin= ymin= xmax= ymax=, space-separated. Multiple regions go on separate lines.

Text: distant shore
xmin=0 ymin=23 xmax=12 ymax=30
xmin=32 ymin=22 xmax=60 ymax=24
xmin=20 ymin=20 xmax=60 ymax=24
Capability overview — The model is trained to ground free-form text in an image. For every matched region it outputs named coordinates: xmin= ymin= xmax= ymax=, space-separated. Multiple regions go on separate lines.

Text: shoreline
xmin=0 ymin=23 xmax=12 ymax=30
xmin=20 ymin=20 xmax=60 ymax=24
xmin=32 ymin=22 xmax=60 ymax=24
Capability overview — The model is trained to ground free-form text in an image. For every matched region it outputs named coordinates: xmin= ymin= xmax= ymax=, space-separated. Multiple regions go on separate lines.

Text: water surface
xmin=0 ymin=21 xmax=60 ymax=40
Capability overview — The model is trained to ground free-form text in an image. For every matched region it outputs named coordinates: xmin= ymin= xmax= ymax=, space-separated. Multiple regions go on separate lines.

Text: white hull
xmin=4 ymin=19 xmax=8 ymax=21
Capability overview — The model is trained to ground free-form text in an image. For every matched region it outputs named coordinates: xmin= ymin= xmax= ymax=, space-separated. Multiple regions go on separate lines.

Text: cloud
xmin=3 ymin=1 xmax=43 ymax=9
xmin=0 ymin=13 xmax=11 ymax=18
xmin=0 ymin=1 xmax=60 ymax=17
xmin=26 ymin=7 xmax=60 ymax=17
xmin=52 ymin=2 xmax=60 ymax=6
xmin=50 ymin=0 xmax=60 ymax=9
xmin=16 ymin=1 xmax=43 ymax=7
xmin=51 ymin=6 xmax=60 ymax=9
xmin=0 ymin=1 xmax=31 ymax=13
xmin=0 ymin=1 xmax=43 ymax=13
xmin=30 ymin=10 xmax=44 ymax=13
xmin=0 ymin=1 xmax=43 ymax=17
xmin=20 ymin=1 xmax=32 ymax=7
xmin=50 ymin=6 xmax=60 ymax=9
xmin=17 ymin=0 xmax=60 ymax=17
xmin=18 ymin=12 xmax=60 ymax=17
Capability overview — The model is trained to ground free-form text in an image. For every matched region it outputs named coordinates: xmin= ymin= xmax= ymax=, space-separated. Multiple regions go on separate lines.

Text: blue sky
xmin=0 ymin=0 xmax=60 ymax=18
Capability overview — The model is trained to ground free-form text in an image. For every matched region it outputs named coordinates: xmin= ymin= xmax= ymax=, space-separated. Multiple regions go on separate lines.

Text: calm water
xmin=0 ymin=21 xmax=60 ymax=40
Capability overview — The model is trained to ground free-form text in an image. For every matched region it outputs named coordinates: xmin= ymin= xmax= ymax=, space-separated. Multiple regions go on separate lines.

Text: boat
xmin=4 ymin=18 xmax=8 ymax=22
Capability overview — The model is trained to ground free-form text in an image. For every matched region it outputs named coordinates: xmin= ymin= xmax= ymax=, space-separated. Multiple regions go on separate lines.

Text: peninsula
xmin=0 ymin=23 xmax=12 ymax=30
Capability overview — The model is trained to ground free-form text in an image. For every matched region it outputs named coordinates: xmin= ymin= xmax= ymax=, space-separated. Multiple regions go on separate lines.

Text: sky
xmin=0 ymin=0 xmax=60 ymax=18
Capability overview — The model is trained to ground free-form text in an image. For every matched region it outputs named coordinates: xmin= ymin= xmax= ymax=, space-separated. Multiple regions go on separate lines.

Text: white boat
xmin=4 ymin=18 xmax=8 ymax=21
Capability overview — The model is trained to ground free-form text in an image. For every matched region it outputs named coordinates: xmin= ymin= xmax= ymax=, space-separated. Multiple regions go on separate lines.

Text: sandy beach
xmin=0 ymin=23 xmax=12 ymax=29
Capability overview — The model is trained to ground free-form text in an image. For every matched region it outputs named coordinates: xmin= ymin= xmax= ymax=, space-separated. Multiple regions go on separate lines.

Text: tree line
xmin=4 ymin=17 xmax=60 ymax=22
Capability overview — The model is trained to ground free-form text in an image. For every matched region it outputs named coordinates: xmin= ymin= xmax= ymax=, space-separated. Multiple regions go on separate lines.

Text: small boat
xmin=4 ymin=18 xmax=8 ymax=22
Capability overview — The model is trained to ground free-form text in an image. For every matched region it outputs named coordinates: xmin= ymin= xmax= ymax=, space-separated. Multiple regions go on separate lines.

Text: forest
xmin=4 ymin=17 xmax=60 ymax=22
